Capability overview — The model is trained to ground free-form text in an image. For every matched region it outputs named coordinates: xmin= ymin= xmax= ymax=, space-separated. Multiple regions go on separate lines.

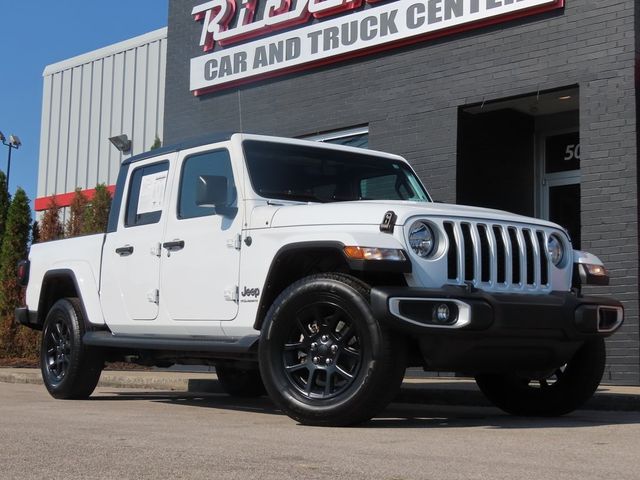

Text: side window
xmin=125 ymin=162 xmax=169 ymax=227
xmin=178 ymin=149 xmax=236 ymax=219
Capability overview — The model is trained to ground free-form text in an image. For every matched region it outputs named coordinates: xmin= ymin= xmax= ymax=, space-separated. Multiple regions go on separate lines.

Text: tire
xmin=40 ymin=298 xmax=104 ymax=399
xmin=216 ymin=364 xmax=266 ymax=397
xmin=259 ymin=273 xmax=406 ymax=426
xmin=475 ymin=338 xmax=606 ymax=416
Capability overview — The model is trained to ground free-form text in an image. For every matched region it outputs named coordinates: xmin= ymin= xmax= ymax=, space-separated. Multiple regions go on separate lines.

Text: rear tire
xmin=40 ymin=298 xmax=104 ymax=399
xmin=216 ymin=365 xmax=265 ymax=397
xmin=475 ymin=338 xmax=606 ymax=416
xmin=259 ymin=273 xmax=406 ymax=426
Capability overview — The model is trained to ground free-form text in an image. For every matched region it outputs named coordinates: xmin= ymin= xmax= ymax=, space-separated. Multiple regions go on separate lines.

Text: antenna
xmin=237 ymin=89 xmax=244 ymax=133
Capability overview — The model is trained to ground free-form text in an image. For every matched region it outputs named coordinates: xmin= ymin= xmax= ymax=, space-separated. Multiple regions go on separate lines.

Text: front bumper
xmin=370 ymin=286 xmax=623 ymax=373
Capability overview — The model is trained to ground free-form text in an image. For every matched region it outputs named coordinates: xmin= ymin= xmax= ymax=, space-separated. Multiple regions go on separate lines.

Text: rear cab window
xmin=125 ymin=161 xmax=170 ymax=227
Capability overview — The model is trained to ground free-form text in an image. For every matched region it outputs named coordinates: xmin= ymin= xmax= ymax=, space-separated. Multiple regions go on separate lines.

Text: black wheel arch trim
xmin=36 ymin=269 xmax=92 ymax=330
xmin=252 ymin=241 xmax=411 ymax=330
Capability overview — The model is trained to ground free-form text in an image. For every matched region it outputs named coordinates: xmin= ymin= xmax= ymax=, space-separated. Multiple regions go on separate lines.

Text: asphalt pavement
xmin=1 ymin=367 xmax=639 ymax=411
xmin=0 ymin=382 xmax=639 ymax=480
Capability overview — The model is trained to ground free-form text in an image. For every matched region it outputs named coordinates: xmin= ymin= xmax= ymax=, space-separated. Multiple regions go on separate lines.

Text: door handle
xmin=162 ymin=240 xmax=185 ymax=251
xmin=115 ymin=245 xmax=134 ymax=256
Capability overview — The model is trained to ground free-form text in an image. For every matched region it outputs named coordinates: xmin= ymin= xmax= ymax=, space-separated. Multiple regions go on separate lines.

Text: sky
xmin=0 ymin=0 xmax=169 ymax=209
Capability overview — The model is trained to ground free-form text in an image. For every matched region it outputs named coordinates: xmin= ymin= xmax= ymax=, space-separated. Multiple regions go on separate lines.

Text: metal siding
xmin=66 ymin=66 xmax=82 ymax=192
xmin=111 ymin=52 xmax=125 ymax=184
xmin=157 ymin=37 xmax=167 ymax=141
xmin=48 ymin=73 xmax=62 ymax=197
xmin=98 ymin=55 xmax=114 ymax=186
xmin=56 ymin=70 xmax=72 ymax=195
xmin=77 ymin=63 xmax=93 ymax=190
xmin=86 ymin=60 xmax=103 ymax=190
xmin=122 ymin=49 xmax=136 ymax=151
xmin=133 ymin=44 xmax=148 ymax=152
xmin=38 ymin=28 xmax=167 ymax=201
xmin=145 ymin=40 xmax=161 ymax=150
xmin=37 ymin=75 xmax=52 ymax=197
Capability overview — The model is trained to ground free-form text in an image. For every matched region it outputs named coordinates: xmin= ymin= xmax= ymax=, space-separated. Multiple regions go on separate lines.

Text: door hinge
xmin=227 ymin=234 xmax=242 ymax=250
xmin=147 ymin=289 xmax=159 ymax=304
xmin=224 ymin=286 xmax=239 ymax=302
xmin=150 ymin=243 xmax=161 ymax=257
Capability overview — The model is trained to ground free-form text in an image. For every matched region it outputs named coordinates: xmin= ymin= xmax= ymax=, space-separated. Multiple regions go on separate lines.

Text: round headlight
xmin=408 ymin=221 xmax=436 ymax=258
xmin=547 ymin=234 xmax=565 ymax=266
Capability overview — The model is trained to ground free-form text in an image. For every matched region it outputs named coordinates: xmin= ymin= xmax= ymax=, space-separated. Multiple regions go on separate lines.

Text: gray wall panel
xmin=38 ymin=28 xmax=167 ymax=201
xmin=66 ymin=66 xmax=82 ymax=193
xmin=86 ymin=60 xmax=103 ymax=190
xmin=56 ymin=68 xmax=72 ymax=196
xmin=37 ymin=76 xmax=52 ymax=197
xmin=146 ymin=40 xmax=161 ymax=149
xmin=110 ymin=52 xmax=125 ymax=185
xmin=98 ymin=55 xmax=114 ymax=186
xmin=157 ymin=39 xmax=167 ymax=141
xmin=133 ymin=45 xmax=149 ymax=152
xmin=76 ymin=63 xmax=92 ymax=190
xmin=121 ymin=50 xmax=136 ymax=170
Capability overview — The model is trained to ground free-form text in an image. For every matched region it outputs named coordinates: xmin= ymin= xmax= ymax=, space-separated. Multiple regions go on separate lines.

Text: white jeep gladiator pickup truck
xmin=17 ymin=133 xmax=623 ymax=426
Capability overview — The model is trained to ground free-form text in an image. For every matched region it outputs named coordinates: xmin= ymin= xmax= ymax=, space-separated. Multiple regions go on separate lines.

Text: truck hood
xmin=268 ymin=200 xmax=562 ymax=230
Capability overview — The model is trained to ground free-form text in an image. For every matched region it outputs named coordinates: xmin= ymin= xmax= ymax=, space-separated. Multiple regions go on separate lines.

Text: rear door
xmin=101 ymin=157 xmax=173 ymax=330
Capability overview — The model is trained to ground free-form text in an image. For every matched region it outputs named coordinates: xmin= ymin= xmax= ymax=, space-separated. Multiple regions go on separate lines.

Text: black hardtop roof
xmin=122 ymin=132 xmax=235 ymax=165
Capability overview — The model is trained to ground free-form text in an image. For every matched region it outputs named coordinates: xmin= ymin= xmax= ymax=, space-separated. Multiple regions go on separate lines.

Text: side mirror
xmin=196 ymin=175 xmax=228 ymax=208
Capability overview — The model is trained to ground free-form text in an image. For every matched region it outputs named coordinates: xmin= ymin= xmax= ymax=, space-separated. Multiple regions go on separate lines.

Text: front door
xmin=539 ymin=130 xmax=581 ymax=248
xmin=159 ymin=146 xmax=242 ymax=323
xmin=101 ymin=158 xmax=172 ymax=328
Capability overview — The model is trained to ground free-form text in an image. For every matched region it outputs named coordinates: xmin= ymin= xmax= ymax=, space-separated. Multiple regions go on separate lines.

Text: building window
xmin=304 ymin=126 xmax=369 ymax=148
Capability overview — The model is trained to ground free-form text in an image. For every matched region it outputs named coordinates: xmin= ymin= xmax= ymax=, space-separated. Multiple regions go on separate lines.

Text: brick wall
xmin=165 ymin=0 xmax=639 ymax=384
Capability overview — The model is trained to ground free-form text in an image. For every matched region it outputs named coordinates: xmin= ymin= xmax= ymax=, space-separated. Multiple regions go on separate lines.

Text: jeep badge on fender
xmin=241 ymin=287 xmax=260 ymax=298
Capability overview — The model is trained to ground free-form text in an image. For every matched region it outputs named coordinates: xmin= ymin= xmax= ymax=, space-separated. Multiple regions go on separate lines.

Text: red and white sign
xmin=190 ymin=0 xmax=564 ymax=94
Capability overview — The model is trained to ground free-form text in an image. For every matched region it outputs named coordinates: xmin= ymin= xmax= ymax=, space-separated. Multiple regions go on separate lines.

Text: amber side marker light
xmin=343 ymin=246 xmax=406 ymax=261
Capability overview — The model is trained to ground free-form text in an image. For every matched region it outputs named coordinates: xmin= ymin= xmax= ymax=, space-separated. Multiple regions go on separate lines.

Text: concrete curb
xmin=2 ymin=368 xmax=639 ymax=412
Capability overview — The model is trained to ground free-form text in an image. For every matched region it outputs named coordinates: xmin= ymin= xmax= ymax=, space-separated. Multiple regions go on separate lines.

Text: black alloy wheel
xmin=259 ymin=273 xmax=406 ymax=426
xmin=475 ymin=338 xmax=606 ymax=416
xmin=282 ymin=300 xmax=363 ymax=400
xmin=40 ymin=298 xmax=104 ymax=399
xmin=43 ymin=318 xmax=72 ymax=384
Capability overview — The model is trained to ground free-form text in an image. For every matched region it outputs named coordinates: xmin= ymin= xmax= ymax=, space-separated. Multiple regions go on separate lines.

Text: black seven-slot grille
xmin=443 ymin=221 xmax=551 ymax=289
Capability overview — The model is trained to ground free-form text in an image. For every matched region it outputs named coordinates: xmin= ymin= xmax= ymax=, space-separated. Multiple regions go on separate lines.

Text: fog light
xmin=433 ymin=304 xmax=451 ymax=323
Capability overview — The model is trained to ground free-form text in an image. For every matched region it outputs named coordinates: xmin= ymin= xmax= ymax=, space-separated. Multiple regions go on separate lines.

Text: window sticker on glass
xmin=137 ymin=171 xmax=168 ymax=214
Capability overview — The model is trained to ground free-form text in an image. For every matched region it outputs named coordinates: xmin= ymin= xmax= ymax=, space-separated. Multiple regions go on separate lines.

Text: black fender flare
xmin=252 ymin=241 xmax=411 ymax=330
xmin=37 ymin=269 xmax=93 ymax=330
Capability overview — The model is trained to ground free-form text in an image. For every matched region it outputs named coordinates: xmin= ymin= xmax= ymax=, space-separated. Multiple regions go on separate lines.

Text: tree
xmin=65 ymin=188 xmax=89 ymax=238
xmin=150 ymin=135 xmax=162 ymax=150
xmin=84 ymin=184 xmax=112 ymax=234
xmin=39 ymin=197 xmax=64 ymax=242
xmin=0 ymin=189 xmax=32 ymax=357
xmin=31 ymin=221 xmax=40 ymax=244
xmin=0 ymin=171 xmax=10 ymax=248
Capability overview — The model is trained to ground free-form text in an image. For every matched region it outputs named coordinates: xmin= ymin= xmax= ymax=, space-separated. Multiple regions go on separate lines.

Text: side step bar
xmin=84 ymin=331 xmax=259 ymax=358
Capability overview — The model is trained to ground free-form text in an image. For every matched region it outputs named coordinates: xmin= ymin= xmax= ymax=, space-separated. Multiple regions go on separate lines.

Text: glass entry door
xmin=540 ymin=130 xmax=581 ymax=248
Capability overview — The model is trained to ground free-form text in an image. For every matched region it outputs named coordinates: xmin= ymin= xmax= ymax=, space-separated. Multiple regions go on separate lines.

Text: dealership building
xmin=37 ymin=0 xmax=639 ymax=384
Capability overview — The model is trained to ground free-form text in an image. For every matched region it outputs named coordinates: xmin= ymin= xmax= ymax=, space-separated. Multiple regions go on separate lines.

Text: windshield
xmin=243 ymin=140 xmax=431 ymax=204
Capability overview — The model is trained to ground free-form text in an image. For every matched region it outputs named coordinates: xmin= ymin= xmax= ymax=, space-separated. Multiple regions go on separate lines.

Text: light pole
xmin=0 ymin=131 xmax=21 ymax=187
